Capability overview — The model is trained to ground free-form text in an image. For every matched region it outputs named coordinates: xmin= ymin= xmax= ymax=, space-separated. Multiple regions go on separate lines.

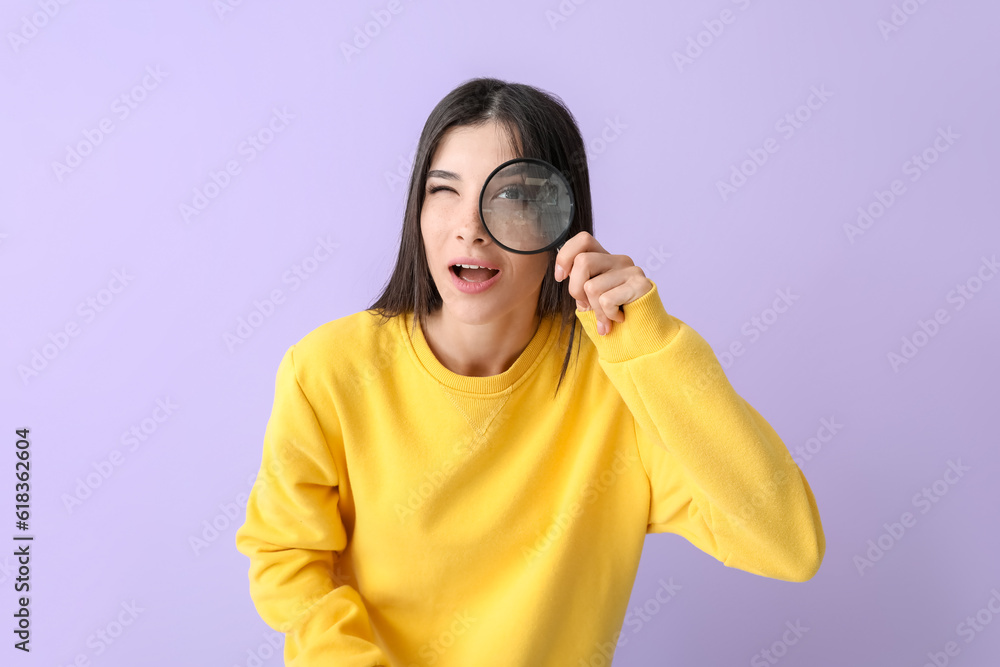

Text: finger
xmin=566 ymin=252 xmax=621 ymax=310
xmin=594 ymin=283 xmax=636 ymax=325
xmin=555 ymin=231 xmax=606 ymax=283
xmin=582 ymin=273 xmax=628 ymax=332
xmin=586 ymin=271 xmax=650 ymax=333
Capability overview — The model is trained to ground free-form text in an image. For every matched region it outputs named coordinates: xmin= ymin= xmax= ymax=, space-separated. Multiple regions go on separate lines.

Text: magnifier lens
xmin=480 ymin=159 xmax=574 ymax=254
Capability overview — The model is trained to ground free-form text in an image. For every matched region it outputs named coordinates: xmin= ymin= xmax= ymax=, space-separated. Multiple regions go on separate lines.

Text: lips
xmin=448 ymin=264 xmax=502 ymax=294
xmin=448 ymin=256 xmax=501 ymax=271
xmin=450 ymin=265 xmax=500 ymax=279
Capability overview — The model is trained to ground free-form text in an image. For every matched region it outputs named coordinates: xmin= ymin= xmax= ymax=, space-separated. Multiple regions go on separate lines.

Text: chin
xmin=442 ymin=300 xmax=501 ymax=323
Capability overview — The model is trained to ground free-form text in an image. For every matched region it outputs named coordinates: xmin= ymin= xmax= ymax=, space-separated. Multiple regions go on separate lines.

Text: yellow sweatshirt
xmin=234 ymin=279 xmax=825 ymax=666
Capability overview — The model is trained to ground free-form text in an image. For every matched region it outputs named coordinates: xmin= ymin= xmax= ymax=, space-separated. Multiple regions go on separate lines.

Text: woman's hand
xmin=553 ymin=231 xmax=653 ymax=335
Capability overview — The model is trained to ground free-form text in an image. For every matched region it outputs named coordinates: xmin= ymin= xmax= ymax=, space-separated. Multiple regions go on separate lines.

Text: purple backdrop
xmin=3 ymin=1 xmax=999 ymax=665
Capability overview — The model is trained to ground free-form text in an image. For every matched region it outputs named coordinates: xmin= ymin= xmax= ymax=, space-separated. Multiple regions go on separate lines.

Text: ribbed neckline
xmin=400 ymin=310 xmax=561 ymax=395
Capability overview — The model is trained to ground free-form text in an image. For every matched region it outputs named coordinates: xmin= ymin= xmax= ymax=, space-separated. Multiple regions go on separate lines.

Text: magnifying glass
xmin=479 ymin=157 xmax=575 ymax=255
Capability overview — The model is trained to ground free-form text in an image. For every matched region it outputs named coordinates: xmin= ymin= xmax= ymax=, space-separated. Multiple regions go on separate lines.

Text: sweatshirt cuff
xmin=575 ymin=279 xmax=682 ymax=363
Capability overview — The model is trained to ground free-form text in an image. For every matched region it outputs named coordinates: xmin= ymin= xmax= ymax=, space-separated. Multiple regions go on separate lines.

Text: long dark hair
xmin=367 ymin=77 xmax=595 ymax=397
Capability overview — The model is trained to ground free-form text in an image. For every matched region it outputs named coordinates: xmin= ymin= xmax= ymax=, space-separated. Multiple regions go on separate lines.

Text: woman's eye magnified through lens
xmin=478 ymin=157 xmax=575 ymax=255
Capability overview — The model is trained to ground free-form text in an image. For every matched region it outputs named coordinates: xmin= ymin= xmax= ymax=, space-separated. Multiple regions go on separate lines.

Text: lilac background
xmin=3 ymin=1 xmax=999 ymax=665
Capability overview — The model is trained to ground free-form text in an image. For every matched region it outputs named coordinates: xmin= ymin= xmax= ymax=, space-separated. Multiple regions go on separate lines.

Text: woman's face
xmin=420 ymin=122 xmax=550 ymax=325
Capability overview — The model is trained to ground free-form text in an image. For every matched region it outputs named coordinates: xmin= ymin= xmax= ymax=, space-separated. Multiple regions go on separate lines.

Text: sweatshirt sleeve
xmin=235 ymin=345 xmax=391 ymax=666
xmin=575 ymin=280 xmax=825 ymax=582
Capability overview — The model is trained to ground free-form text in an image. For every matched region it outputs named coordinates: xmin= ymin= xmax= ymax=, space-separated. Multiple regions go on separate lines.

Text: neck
xmin=422 ymin=306 xmax=542 ymax=377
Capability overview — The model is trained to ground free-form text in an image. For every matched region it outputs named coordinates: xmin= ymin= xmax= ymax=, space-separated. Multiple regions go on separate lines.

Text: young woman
xmin=235 ymin=77 xmax=825 ymax=667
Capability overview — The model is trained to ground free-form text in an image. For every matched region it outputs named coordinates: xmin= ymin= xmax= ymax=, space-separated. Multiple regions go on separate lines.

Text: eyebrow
xmin=426 ymin=162 xmax=530 ymax=182
xmin=499 ymin=162 xmax=529 ymax=177
xmin=426 ymin=169 xmax=461 ymax=181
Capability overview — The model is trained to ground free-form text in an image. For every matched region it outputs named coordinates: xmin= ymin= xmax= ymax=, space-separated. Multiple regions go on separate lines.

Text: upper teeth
xmin=455 ymin=264 xmax=490 ymax=270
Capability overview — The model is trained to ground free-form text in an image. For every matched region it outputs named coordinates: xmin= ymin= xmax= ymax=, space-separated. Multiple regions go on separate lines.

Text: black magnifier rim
xmin=478 ymin=157 xmax=575 ymax=255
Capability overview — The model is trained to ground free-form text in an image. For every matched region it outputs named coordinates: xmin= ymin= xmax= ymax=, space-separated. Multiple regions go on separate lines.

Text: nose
xmin=455 ymin=197 xmax=490 ymax=244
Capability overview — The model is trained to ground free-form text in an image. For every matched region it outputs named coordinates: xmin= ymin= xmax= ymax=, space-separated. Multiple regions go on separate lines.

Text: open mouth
xmin=450 ymin=264 xmax=500 ymax=283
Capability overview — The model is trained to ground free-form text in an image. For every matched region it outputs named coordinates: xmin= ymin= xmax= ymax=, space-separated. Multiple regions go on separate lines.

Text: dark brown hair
xmin=367 ymin=77 xmax=595 ymax=396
